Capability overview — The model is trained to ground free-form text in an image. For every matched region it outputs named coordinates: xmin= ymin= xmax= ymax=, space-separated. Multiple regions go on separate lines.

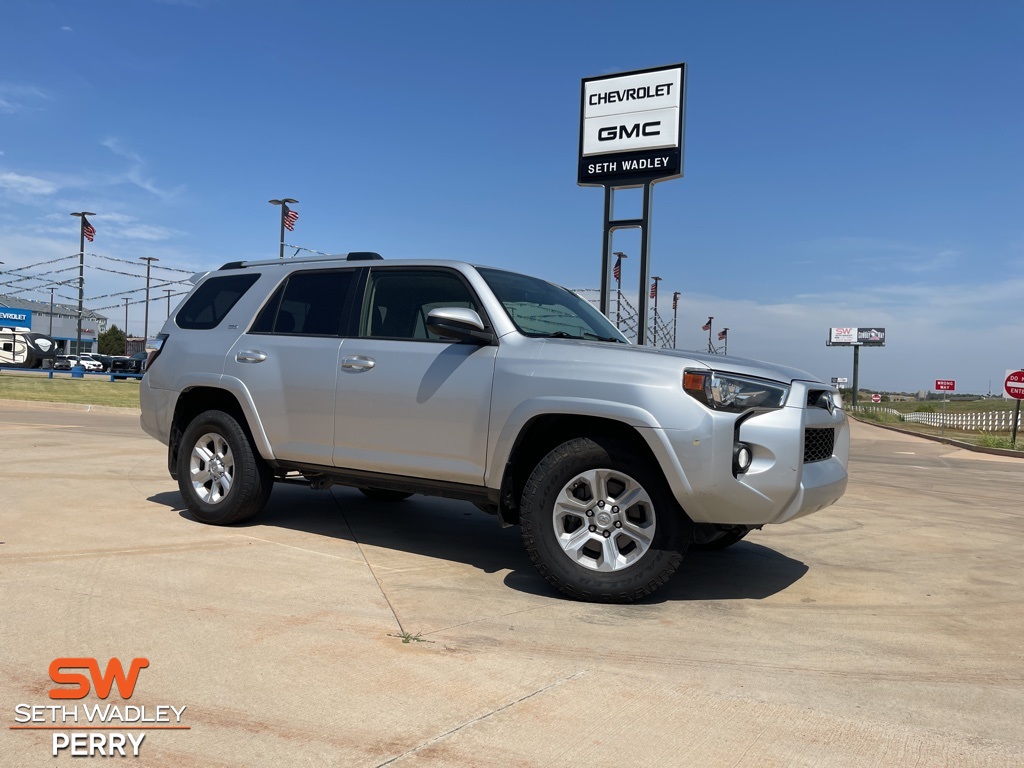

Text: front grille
xmin=804 ymin=428 xmax=835 ymax=463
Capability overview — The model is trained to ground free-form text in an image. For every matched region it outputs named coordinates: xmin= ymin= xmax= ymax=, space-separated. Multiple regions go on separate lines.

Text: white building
xmin=0 ymin=295 xmax=108 ymax=355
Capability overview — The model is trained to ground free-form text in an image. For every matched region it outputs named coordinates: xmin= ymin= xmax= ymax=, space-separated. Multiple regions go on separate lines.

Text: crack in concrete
xmin=373 ymin=671 xmax=585 ymax=768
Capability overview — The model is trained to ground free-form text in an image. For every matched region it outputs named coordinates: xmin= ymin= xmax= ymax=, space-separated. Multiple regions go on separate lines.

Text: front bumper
xmin=645 ymin=382 xmax=850 ymax=526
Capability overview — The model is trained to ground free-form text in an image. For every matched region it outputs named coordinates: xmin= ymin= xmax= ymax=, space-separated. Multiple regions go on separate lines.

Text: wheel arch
xmin=497 ymin=414 xmax=672 ymax=527
xmin=168 ymin=385 xmax=270 ymax=479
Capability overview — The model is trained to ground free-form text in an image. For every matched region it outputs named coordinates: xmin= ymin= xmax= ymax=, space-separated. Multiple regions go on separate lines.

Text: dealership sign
xmin=579 ymin=64 xmax=686 ymax=186
xmin=827 ymin=327 xmax=886 ymax=346
xmin=0 ymin=308 xmax=32 ymax=328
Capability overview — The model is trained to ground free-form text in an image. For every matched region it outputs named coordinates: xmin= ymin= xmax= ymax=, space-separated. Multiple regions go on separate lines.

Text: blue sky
xmin=1 ymin=1 xmax=1021 ymax=394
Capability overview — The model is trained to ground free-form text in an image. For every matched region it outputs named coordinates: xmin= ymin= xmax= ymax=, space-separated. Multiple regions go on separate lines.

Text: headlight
xmin=683 ymin=370 xmax=790 ymax=413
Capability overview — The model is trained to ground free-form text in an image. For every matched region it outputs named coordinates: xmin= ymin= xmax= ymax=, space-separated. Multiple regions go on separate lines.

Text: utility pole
xmin=69 ymin=212 xmax=96 ymax=356
xmin=140 ymin=257 xmax=159 ymax=341
xmin=268 ymin=198 xmax=298 ymax=259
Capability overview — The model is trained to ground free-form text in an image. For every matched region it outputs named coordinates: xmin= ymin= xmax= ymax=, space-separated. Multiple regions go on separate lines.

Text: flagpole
xmin=650 ymin=276 xmax=662 ymax=347
xmin=70 ymin=211 xmax=95 ymax=357
xmin=672 ymin=292 xmax=680 ymax=348
xmin=612 ymin=251 xmax=627 ymax=331
xmin=705 ymin=316 xmax=714 ymax=354
xmin=269 ymin=198 xmax=298 ymax=259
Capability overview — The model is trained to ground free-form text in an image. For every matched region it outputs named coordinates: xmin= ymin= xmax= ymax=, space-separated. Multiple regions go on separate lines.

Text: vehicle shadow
xmin=150 ymin=482 xmax=808 ymax=603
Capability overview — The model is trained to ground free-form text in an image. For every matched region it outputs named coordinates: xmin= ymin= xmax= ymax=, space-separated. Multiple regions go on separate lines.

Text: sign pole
xmin=1007 ymin=399 xmax=1015 ymax=448
xmin=942 ymin=391 xmax=946 ymax=438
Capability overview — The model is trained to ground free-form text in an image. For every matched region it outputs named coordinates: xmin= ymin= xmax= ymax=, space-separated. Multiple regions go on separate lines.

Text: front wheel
xmin=520 ymin=437 xmax=690 ymax=603
xmin=177 ymin=410 xmax=273 ymax=525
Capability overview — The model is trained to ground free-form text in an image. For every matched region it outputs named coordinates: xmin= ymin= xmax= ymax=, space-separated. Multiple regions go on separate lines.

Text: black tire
xmin=690 ymin=524 xmax=752 ymax=551
xmin=520 ymin=437 xmax=690 ymax=603
xmin=357 ymin=487 xmax=414 ymax=502
xmin=177 ymin=410 xmax=273 ymax=525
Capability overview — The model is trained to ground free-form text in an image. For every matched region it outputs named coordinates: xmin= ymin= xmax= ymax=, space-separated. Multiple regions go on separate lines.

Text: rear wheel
xmin=177 ymin=410 xmax=273 ymax=525
xmin=520 ymin=437 xmax=690 ymax=603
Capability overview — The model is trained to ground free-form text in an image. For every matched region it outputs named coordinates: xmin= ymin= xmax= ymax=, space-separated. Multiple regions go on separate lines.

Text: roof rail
xmin=218 ymin=252 xmax=382 ymax=270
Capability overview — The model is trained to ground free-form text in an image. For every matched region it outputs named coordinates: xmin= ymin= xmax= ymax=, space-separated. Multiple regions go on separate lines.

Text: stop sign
xmin=871 ymin=394 xmax=882 ymax=403
xmin=1005 ymin=370 xmax=1024 ymax=400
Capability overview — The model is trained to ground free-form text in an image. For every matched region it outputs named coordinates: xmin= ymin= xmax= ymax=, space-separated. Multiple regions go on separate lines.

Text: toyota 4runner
xmin=140 ymin=253 xmax=849 ymax=602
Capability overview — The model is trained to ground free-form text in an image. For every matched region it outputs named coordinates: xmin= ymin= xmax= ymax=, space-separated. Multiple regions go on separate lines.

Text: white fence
xmin=854 ymin=406 xmax=1021 ymax=431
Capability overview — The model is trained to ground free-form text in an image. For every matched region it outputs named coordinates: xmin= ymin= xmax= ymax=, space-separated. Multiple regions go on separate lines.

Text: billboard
xmin=0 ymin=307 xmax=32 ymax=329
xmin=578 ymin=63 xmax=686 ymax=186
xmin=827 ymin=327 xmax=886 ymax=346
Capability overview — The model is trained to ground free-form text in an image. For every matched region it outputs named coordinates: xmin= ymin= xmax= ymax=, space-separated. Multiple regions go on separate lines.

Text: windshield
xmin=478 ymin=268 xmax=627 ymax=343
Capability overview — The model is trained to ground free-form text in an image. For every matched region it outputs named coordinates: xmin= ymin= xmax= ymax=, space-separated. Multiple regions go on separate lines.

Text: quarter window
xmin=177 ymin=274 xmax=260 ymax=330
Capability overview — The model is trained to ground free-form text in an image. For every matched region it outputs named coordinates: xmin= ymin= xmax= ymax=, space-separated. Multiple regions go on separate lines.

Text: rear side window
xmin=250 ymin=270 xmax=355 ymax=336
xmin=177 ymin=274 xmax=260 ymax=330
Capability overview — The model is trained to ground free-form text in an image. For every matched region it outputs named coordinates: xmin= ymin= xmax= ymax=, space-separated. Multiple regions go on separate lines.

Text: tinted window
xmin=361 ymin=270 xmax=480 ymax=341
xmin=250 ymin=270 xmax=354 ymax=336
xmin=177 ymin=274 xmax=260 ymax=331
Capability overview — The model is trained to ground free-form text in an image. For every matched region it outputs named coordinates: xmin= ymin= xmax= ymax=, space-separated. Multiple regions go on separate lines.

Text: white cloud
xmin=0 ymin=172 xmax=58 ymax=196
xmin=61 ymin=26 xmax=72 ymax=32
xmin=0 ymin=84 xmax=49 ymax=114
xmin=101 ymin=138 xmax=185 ymax=199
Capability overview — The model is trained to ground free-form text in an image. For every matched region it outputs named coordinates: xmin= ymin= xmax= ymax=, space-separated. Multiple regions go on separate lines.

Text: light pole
xmin=165 ymin=289 xmax=173 ymax=318
xmin=70 ymin=211 xmax=96 ymax=356
xmin=268 ymin=198 xmax=298 ymax=259
xmin=650 ymin=276 xmax=661 ymax=347
xmin=140 ymin=257 xmax=159 ymax=341
xmin=612 ymin=251 xmax=627 ymax=330
xmin=123 ymin=298 xmax=130 ymax=354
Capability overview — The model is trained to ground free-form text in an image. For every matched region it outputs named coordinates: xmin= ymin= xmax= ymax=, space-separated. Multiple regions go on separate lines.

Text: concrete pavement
xmin=1 ymin=404 xmax=1021 ymax=766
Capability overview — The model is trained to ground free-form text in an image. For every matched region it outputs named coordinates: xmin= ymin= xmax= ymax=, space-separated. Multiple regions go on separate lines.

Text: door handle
xmin=341 ymin=355 xmax=376 ymax=372
xmin=235 ymin=350 xmax=267 ymax=363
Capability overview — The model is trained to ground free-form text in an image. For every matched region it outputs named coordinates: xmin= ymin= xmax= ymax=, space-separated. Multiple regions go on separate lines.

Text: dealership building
xmin=0 ymin=295 xmax=108 ymax=355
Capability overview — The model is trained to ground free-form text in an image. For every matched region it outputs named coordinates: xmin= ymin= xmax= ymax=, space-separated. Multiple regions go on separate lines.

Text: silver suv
xmin=140 ymin=253 xmax=849 ymax=602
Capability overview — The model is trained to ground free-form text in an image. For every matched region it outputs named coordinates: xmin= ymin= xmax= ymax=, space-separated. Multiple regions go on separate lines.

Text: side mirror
xmin=426 ymin=308 xmax=494 ymax=344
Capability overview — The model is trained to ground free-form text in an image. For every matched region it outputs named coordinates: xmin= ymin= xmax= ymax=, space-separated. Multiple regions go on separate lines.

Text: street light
xmin=268 ymin=198 xmax=298 ymax=259
xmin=70 ymin=211 xmax=96 ymax=356
xmin=140 ymin=257 xmax=159 ymax=341
xmin=123 ymin=298 xmax=130 ymax=355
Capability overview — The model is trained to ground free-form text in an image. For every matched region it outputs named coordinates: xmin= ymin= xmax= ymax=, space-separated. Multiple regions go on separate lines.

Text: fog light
xmin=733 ymin=443 xmax=752 ymax=474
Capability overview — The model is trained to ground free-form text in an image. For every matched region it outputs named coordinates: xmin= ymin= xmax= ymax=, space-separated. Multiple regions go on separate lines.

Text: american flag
xmin=283 ymin=204 xmax=299 ymax=231
xmin=701 ymin=317 xmax=712 ymax=331
xmin=82 ymin=216 xmax=96 ymax=242
xmin=718 ymin=329 xmax=728 ymax=341
xmin=613 ymin=255 xmax=622 ymax=282
xmin=650 ymin=281 xmax=658 ymax=299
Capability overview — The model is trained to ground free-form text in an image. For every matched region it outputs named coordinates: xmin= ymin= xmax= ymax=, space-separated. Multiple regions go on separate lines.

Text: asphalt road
xmin=1 ymin=403 xmax=1021 ymax=767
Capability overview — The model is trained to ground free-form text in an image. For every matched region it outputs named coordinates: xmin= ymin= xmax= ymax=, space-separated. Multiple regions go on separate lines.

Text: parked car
xmin=110 ymin=351 xmax=148 ymax=377
xmin=87 ymin=354 xmax=115 ymax=371
xmin=55 ymin=355 xmax=103 ymax=372
xmin=140 ymin=253 xmax=849 ymax=603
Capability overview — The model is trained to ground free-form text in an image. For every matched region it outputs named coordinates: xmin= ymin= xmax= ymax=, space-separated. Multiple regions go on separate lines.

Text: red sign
xmin=1005 ymin=370 xmax=1024 ymax=400
xmin=871 ymin=394 xmax=882 ymax=403
xmin=934 ymin=379 xmax=955 ymax=391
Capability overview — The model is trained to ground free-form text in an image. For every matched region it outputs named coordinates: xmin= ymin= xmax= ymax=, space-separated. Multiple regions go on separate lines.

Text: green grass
xmin=0 ymin=372 xmax=140 ymax=409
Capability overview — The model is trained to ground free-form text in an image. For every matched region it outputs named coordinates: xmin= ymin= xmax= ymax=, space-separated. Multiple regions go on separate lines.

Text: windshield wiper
xmin=540 ymin=330 xmax=625 ymax=343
